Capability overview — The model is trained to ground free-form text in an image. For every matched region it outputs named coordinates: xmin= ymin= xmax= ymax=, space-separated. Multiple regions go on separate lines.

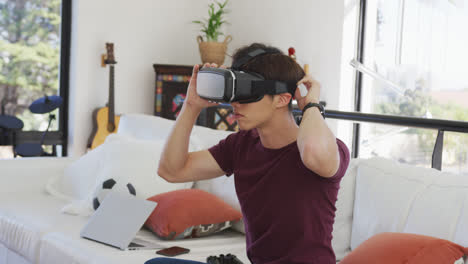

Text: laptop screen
xmin=80 ymin=191 xmax=157 ymax=250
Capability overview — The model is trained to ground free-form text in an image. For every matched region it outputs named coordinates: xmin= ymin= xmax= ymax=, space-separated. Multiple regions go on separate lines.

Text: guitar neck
xmin=108 ymin=65 xmax=115 ymax=125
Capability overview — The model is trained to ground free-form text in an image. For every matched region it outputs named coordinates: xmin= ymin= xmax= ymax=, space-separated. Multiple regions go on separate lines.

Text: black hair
xmin=231 ymin=43 xmax=305 ymax=111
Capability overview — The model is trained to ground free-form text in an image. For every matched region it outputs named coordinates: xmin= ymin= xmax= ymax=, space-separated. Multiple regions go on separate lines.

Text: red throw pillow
xmin=341 ymin=232 xmax=467 ymax=264
xmin=145 ymin=189 xmax=242 ymax=240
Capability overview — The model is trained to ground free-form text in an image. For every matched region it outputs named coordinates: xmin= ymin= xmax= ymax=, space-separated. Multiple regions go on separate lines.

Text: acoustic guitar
xmin=88 ymin=43 xmax=120 ymax=149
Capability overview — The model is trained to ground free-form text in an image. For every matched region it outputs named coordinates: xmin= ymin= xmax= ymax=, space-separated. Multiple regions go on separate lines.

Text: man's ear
xmin=274 ymin=93 xmax=292 ymax=108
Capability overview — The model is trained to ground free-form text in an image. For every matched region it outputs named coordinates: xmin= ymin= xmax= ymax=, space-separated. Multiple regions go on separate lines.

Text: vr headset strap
xmin=231 ymin=49 xmax=278 ymax=70
xmin=252 ymin=80 xmax=297 ymax=95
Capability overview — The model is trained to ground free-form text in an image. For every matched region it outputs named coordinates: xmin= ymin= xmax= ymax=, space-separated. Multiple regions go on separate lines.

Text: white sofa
xmin=1 ymin=114 xmax=468 ymax=264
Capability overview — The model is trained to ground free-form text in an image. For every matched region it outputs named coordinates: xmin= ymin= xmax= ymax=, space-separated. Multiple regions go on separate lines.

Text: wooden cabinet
xmin=153 ymin=64 xmax=238 ymax=131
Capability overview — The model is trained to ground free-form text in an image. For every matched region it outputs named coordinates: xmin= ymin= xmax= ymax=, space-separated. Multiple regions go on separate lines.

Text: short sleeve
xmin=208 ymin=132 xmax=240 ymax=176
xmin=328 ymin=138 xmax=350 ymax=182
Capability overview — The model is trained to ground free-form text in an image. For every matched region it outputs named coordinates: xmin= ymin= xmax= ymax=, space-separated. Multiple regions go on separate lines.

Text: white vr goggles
xmin=197 ymin=49 xmax=297 ymax=104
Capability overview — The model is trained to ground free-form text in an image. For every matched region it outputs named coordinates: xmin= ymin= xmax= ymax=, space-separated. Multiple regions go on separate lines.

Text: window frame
xmin=351 ymin=0 xmax=468 ymax=170
xmin=1 ymin=0 xmax=71 ymax=156
xmin=352 ymin=0 xmax=368 ymax=158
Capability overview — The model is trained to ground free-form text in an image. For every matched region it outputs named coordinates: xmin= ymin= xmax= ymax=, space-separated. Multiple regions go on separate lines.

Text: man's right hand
xmin=184 ymin=63 xmax=223 ymax=112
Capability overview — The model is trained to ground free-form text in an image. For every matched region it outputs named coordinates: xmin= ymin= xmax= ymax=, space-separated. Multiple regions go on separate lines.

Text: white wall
xmin=336 ymin=0 xmax=360 ymax=149
xmin=226 ymin=0 xmax=345 ymax=106
xmin=68 ymin=0 xmax=212 ymax=156
xmin=68 ymin=0 xmax=347 ymax=156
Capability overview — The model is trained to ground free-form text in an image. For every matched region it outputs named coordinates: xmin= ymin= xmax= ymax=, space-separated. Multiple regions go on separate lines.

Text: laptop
xmin=80 ymin=191 xmax=164 ymax=250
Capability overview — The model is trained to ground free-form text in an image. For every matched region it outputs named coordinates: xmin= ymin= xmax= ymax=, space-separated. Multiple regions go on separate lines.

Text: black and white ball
xmin=92 ymin=178 xmax=136 ymax=210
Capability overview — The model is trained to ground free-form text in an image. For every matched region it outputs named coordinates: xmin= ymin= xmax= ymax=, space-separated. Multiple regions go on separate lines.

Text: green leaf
xmin=193 ymin=0 xmax=229 ymax=41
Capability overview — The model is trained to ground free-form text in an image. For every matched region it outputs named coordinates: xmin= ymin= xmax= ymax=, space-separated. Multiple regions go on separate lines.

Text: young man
xmin=152 ymin=43 xmax=350 ymax=264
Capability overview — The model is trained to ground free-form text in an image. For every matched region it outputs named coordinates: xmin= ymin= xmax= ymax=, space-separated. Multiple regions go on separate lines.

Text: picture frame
xmin=153 ymin=64 xmax=193 ymax=120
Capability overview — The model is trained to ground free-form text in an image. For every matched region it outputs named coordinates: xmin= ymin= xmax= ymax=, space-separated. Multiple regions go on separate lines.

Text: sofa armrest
xmin=0 ymin=157 xmax=74 ymax=194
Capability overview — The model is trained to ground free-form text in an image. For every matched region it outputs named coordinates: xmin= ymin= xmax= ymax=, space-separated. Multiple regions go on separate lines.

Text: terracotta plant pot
xmin=197 ymin=35 xmax=232 ymax=65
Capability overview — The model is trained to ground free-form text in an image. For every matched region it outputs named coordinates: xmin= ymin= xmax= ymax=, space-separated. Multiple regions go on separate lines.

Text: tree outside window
xmin=358 ymin=0 xmax=468 ymax=175
xmin=0 ymin=0 xmax=65 ymax=158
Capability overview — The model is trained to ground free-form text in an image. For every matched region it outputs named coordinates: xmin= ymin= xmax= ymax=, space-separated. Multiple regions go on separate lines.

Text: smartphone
xmin=156 ymin=246 xmax=190 ymax=257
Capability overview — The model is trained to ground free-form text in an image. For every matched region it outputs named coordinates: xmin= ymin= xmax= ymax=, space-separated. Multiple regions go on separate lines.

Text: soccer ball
xmin=92 ymin=178 xmax=136 ymax=210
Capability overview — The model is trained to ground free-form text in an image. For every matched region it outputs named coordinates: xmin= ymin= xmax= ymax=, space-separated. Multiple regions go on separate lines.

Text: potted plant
xmin=193 ymin=0 xmax=232 ymax=65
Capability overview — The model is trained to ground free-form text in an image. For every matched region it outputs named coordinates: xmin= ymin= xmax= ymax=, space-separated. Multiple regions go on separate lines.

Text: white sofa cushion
xmin=403 ymin=173 xmax=468 ymax=243
xmin=0 ymin=191 xmax=73 ymax=263
xmin=0 ymin=157 xmax=73 ymax=196
xmin=88 ymin=134 xmax=193 ymax=200
xmin=118 ymin=113 xmax=233 ymax=149
xmin=453 ymin=193 xmax=468 ymax=247
xmin=51 ymin=114 xmax=209 ymax=202
xmin=194 ymin=176 xmax=240 ymax=212
xmin=191 ymin=124 xmax=233 ymax=149
xmin=117 ymin=113 xmax=177 ymax=141
xmin=52 ymin=147 xmax=105 ymax=201
xmin=332 ymin=158 xmax=362 ymax=260
xmin=351 ymin=157 xmax=468 ymax=250
xmin=0 ymin=243 xmax=30 ymax=264
xmin=48 ymin=134 xmax=197 ymax=216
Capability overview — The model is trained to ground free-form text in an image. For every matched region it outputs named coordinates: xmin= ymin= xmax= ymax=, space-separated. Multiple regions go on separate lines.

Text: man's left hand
xmin=295 ymin=75 xmax=321 ymax=111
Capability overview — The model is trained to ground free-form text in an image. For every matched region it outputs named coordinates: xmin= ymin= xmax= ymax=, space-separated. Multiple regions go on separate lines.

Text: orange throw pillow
xmin=341 ymin=232 xmax=467 ymax=264
xmin=145 ymin=189 xmax=242 ymax=240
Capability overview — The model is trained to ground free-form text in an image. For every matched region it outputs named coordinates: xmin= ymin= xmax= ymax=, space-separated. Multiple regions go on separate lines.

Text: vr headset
xmin=197 ymin=49 xmax=297 ymax=104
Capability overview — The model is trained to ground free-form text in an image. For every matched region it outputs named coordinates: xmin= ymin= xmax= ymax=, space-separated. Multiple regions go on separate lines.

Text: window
xmin=355 ymin=0 xmax=468 ymax=175
xmin=0 ymin=0 xmax=70 ymax=158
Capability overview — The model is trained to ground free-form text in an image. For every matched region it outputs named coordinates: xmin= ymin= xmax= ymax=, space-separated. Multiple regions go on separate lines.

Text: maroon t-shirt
xmin=208 ymin=129 xmax=350 ymax=264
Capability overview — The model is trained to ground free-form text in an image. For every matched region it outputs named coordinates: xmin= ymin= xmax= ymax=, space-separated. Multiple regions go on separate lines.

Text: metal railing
xmin=209 ymin=104 xmax=468 ymax=171
xmin=315 ymin=110 xmax=468 ymax=170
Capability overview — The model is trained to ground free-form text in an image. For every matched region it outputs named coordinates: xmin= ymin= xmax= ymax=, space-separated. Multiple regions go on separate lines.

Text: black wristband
xmin=302 ymin=102 xmax=325 ymax=118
